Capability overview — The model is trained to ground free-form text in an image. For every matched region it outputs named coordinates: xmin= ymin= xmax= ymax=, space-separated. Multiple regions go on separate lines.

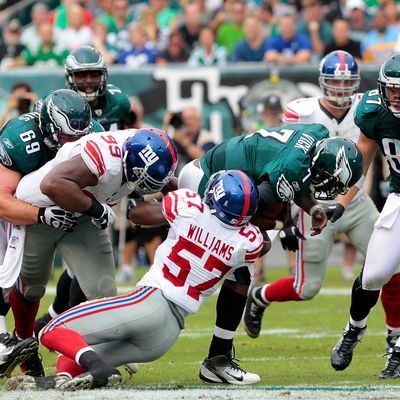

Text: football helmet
xmin=122 ymin=128 xmax=177 ymax=195
xmin=39 ymin=89 xmax=93 ymax=151
xmin=378 ymin=53 xmax=400 ymax=117
xmin=311 ymin=137 xmax=362 ymax=200
xmin=65 ymin=46 xmax=108 ymax=102
xmin=319 ymin=50 xmax=360 ymax=109
xmin=204 ymin=170 xmax=259 ymax=228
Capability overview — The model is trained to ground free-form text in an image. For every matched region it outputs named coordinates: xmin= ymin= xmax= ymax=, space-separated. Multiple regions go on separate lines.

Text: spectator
xmin=0 ymin=19 xmax=25 ymax=70
xmin=12 ymin=22 xmax=69 ymax=67
xmin=0 ymin=82 xmax=37 ymax=128
xmin=178 ymin=2 xmax=204 ymax=50
xmin=92 ymin=20 xmax=117 ymax=64
xmin=156 ymin=30 xmax=190 ymax=64
xmin=361 ymin=9 xmax=399 ymax=62
xmin=323 ymin=18 xmax=361 ymax=58
xmin=20 ymin=3 xmax=51 ymax=52
xmin=345 ymin=0 xmax=372 ymax=42
xmin=163 ymin=106 xmax=216 ymax=175
xmin=49 ymin=0 xmax=93 ymax=30
xmin=216 ymin=0 xmax=247 ymax=57
xmin=382 ymin=0 xmax=400 ymax=28
xmin=256 ymin=1 xmax=280 ymax=37
xmin=139 ymin=6 xmax=169 ymax=52
xmin=188 ymin=26 xmax=227 ymax=66
xmin=297 ymin=0 xmax=333 ymax=56
xmin=117 ymin=24 xmax=157 ymax=67
xmin=58 ymin=3 xmax=93 ymax=52
xmin=264 ymin=13 xmax=312 ymax=64
xmin=149 ymin=0 xmax=179 ymax=31
xmin=232 ymin=15 xmax=268 ymax=62
xmin=267 ymin=0 xmax=296 ymax=18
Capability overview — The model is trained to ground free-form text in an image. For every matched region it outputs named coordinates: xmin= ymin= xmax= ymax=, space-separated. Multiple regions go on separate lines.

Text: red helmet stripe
xmin=234 ymin=171 xmax=251 ymax=227
xmin=155 ymin=129 xmax=177 ymax=166
xmin=338 ymin=50 xmax=346 ymax=71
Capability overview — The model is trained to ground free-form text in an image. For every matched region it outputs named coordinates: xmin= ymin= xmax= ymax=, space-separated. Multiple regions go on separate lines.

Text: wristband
xmin=309 ymin=204 xmax=324 ymax=216
xmin=83 ymin=200 xmax=104 ymax=219
xmin=37 ymin=207 xmax=46 ymax=224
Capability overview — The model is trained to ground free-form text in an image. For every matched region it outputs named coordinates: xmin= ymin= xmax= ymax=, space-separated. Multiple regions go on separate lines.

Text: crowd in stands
xmin=1 ymin=0 xmax=400 ymax=69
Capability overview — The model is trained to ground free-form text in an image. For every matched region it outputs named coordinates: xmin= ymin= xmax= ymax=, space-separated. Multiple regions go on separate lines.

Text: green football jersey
xmin=91 ymin=84 xmax=130 ymax=131
xmin=0 ymin=112 xmax=104 ymax=175
xmin=200 ymin=123 xmax=329 ymax=201
xmin=355 ymin=89 xmax=400 ymax=193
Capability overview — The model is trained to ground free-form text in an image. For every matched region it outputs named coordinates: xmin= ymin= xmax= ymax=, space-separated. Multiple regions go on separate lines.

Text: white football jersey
xmin=16 ymin=129 xmax=136 ymax=207
xmin=282 ymin=94 xmax=364 ymax=202
xmin=138 ymin=189 xmax=264 ymax=315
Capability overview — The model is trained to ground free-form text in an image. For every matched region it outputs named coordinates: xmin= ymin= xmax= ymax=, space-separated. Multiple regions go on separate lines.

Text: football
xmin=251 ymin=202 xmax=288 ymax=231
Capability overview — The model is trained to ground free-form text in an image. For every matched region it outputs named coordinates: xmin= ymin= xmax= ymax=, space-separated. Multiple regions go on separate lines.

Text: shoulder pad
xmin=356 ymin=90 xmax=382 ymax=119
xmin=283 ymin=98 xmax=314 ymax=123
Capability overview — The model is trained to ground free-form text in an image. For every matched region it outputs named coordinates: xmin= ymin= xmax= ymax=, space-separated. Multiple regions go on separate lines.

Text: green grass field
xmin=1 ymin=265 xmax=400 ymax=398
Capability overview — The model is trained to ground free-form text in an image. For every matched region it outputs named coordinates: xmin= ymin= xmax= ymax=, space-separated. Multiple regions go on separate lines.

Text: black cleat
xmin=243 ymin=286 xmax=267 ymax=339
xmin=59 ymin=366 xmax=122 ymax=390
xmin=5 ymin=374 xmax=70 ymax=390
xmin=386 ymin=329 xmax=400 ymax=353
xmin=20 ymin=348 xmax=45 ymax=377
xmin=331 ymin=322 xmax=366 ymax=371
xmin=34 ymin=313 xmax=53 ymax=338
xmin=0 ymin=336 xmax=39 ymax=378
xmin=380 ymin=346 xmax=400 ymax=379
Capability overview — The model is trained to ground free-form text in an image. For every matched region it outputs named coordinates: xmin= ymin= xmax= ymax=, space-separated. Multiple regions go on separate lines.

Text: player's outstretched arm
xmin=0 ymin=164 xmax=42 ymax=225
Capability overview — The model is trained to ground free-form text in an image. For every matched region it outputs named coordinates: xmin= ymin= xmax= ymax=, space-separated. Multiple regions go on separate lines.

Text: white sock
xmin=48 ymin=304 xmax=59 ymax=318
xmin=349 ymin=317 xmax=367 ymax=328
xmin=121 ymin=264 xmax=132 ymax=272
xmin=0 ymin=316 xmax=7 ymax=334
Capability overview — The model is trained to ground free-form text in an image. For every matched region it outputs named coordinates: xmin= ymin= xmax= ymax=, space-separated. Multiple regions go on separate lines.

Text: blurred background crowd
xmin=0 ymin=0 xmax=394 ymax=283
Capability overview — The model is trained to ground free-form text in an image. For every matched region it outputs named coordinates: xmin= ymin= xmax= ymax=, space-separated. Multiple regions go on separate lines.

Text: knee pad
xmin=24 ymin=285 xmax=46 ymax=301
xmin=299 ymin=279 xmax=322 ymax=300
xmin=302 ymin=238 xmax=325 ymax=264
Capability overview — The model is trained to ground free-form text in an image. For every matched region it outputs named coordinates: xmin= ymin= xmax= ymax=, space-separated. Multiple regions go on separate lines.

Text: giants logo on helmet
xmin=138 ymin=144 xmax=159 ymax=167
xmin=213 ymin=180 xmax=226 ymax=201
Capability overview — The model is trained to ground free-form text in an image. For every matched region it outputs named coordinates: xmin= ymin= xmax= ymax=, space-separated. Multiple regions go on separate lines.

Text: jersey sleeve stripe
xmin=283 ymin=106 xmax=299 ymax=123
xmin=84 ymin=140 xmax=106 ymax=176
xmin=162 ymin=191 xmax=178 ymax=222
xmin=246 ymin=240 xmax=264 ymax=255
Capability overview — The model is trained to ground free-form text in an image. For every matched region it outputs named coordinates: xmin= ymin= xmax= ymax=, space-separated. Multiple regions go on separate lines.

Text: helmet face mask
xmin=39 ymin=89 xmax=93 ymax=151
xmin=65 ymin=46 xmax=108 ymax=103
xmin=319 ymin=51 xmax=360 ymax=109
xmin=378 ymin=54 xmax=400 ymax=117
xmin=122 ymin=128 xmax=177 ymax=196
xmin=311 ymin=137 xmax=363 ymax=201
xmin=204 ymin=170 xmax=259 ymax=228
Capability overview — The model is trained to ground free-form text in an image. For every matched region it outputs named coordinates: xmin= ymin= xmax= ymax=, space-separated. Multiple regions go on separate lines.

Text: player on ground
xmin=177 ymin=122 xmax=363 ymax=383
xmin=330 ymin=53 xmax=400 ymax=378
xmin=5 ymin=170 xmax=264 ymax=390
xmin=243 ymin=51 xmax=381 ymax=340
xmin=34 ymin=45 xmax=132 ymax=335
xmin=0 ymin=89 xmax=100 ymax=377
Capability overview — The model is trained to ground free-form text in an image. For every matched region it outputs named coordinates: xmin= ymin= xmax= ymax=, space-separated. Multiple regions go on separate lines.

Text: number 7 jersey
xmin=137 ymin=189 xmax=264 ymax=314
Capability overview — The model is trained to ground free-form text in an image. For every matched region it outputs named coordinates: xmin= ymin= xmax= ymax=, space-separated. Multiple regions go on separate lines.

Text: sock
xmin=381 ymin=273 xmax=400 ymax=328
xmin=41 ymin=327 xmax=91 ymax=361
xmin=78 ymin=349 xmax=109 ymax=372
xmin=10 ymin=287 xmax=39 ymax=339
xmin=52 ymin=269 xmax=73 ymax=315
xmin=0 ymin=293 xmax=10 ymax=333
xmin=253 ymin=285 xmax=270 ymax=306
xmin=349 ymin=274 xmax=380 ymax=322
xmin=0 ymin=315 xmax=7 ymax=334
xmin=56 ymin=354 xmax=83 ymax=378
xmin=121 ymin=264 xmax=132 ymax=272
xmin=263 ymin=277 xmax=301 ymax=302
xmin=69 ymin=277 xmax=86 ymax=308
xmin=48 ymin=304 xmax=58 ymax=319
xmin=349 ymin=317 xmax=367 ymax=328
xmin=207 ymin=284 xmax=247 ymax=358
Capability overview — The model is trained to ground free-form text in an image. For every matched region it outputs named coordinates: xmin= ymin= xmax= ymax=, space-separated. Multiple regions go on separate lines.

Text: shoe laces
xmin=0 ymin=333 xmax=17 ymax=347
xmin=382 ymin=348 xmax=400 ymax=374
xmin=225 ymin=348 xmax=247 ymax=374
xmin=338 ymin=326 xmax=363 ymax=354
xmin=249 ymin=298 xmax=264 ymax=321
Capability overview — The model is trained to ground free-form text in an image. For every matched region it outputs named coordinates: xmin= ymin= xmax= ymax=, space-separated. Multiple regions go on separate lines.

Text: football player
xmin=177 ymin=122 xmax=363 ymax=383
xmin=330 ymin=53 xmax=400 ymax=378
xmin=0 ymin=89 xmax=101 ymax=378
xmin=243 ymin=51 xmax=381 ymax=342
xmin=5 ymin=170 xmax=264 ymax=390
xmin=34 ymin=45 xmax=132 ymax=336
xmin=3 ymin=126 xmax=176 ymax=378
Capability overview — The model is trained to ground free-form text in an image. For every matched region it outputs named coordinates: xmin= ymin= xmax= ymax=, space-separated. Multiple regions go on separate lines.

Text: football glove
xmin=126 ymin=196 xmax=144 ymax=218
xmin=325 ymin=204 xmax=345 ymax=223
xmin=83 ymin=200 xmax=116 ymax=230
xmin=38 ymin=206 xmax=77 ymax=232
xmin=279 ymin=221 xmax=306 ymax=252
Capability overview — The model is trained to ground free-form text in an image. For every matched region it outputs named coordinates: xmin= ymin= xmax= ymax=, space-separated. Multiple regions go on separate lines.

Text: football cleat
xmin=0 ymin=336 xmax=39 ymax=378
xmin=59 ymin=365 xmax=122 ymax=390
xmin=331 ymin=322 xmax=366 ymax=371
xmin=386 ymin=329 xmax=400 ymax=353
xmin=20 ymin=348 xmax=45 ymax=377
xmin=380 ymin=346 xmax=400 ymax=379
xmin=243 ymin=286 xmax=268 ymax=339
xmin=199 ymin=354 xmax=260 ymax=385
xmin=34 ymin=312 xmax=53 ymax=338
xmin=5 ymin=374 xmax=70 ymax=390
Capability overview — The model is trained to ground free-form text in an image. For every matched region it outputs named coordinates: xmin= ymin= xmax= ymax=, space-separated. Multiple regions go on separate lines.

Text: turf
xmin=1 ymin=265 xmax=399 ymax=391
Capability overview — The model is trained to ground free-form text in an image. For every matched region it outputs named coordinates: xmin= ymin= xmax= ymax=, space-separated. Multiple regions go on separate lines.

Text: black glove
xmin=83 ymin=200 xmax=116 ymax=230
xmin=38 ymin=206 xmax=77 ymax=232
xmin=325 ymin=204 xmax=345 ymax=223
xmin=279 ymin=221 xmax=306 ymax=251
xmin=126 ymin=196 xmax=144 ymax=218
